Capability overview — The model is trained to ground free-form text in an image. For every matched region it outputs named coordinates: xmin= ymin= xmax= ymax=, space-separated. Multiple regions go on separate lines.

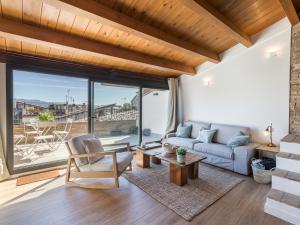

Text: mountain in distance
xmin=14 ymin=99 xmax=50 ymax=108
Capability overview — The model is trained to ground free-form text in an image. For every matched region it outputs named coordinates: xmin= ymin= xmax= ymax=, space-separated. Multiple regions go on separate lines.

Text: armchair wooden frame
xmin=65 ymin=142 xmax=132 ymax=189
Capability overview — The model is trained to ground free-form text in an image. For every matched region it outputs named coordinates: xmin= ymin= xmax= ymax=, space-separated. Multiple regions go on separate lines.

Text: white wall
xmin=180 ymin=18 xmax=291 ymax=144
xmin=0 ymin=63 xmax=6 ymax=153
xmin=142 ymin=90 xmax=169 ymax=135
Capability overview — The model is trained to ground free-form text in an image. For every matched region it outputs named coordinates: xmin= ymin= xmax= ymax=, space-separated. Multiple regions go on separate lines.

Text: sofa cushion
xmin=227 ymin=133 xmax=250 ymax=149
xmin=176 ymin=123 xmax=192 ymax=138
xmin=196 ymin=129 xmax=217 ymax=143
xmin=79 ymin=152 xmax=133 ymax=172
xmin=196 ymin=152 xmax=234 ymax=171
xmin=194 ymin=142 xmax=234 ymax=160
xmin=210 ymin=123 xmax=250 ymax=145
xmin=185 ymin=121 xmax=211 ymax=139
xmin=166 ymin=137 xmax=197 ymax=150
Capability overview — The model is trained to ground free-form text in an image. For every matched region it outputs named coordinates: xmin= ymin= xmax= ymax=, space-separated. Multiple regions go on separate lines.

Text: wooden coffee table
xmin=136 ymin=147 xmax=206 ymax=186
xmin=136 ymin=147 xmax=163 ymax=168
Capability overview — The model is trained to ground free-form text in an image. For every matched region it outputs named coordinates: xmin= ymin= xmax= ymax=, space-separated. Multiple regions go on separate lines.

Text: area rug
xmin=122 ymin=163 xmax=243 ymax=221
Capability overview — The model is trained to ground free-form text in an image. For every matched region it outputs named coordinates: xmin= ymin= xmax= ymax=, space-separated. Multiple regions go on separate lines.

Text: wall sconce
xmin=267 ymin=49 xmax=280 ymax=58
xmin=268 ymin=51 xmax=278 ymax=57
xmin=264 ymin=123 xmax=274 ymax=147
xmin=203 ymin=78 xmax=212 ymax=87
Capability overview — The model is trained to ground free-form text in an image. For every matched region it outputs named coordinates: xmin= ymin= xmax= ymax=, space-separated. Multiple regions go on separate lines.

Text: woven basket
xmin=163 ymin=143 xmax=177 ymax=154
xmin=251 ymin=165 xmax=274 ymax=184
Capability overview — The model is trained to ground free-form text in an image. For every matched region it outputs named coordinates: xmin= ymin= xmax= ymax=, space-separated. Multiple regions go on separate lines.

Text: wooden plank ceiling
xmin=0 ymin=0 xmax=290 ymax=77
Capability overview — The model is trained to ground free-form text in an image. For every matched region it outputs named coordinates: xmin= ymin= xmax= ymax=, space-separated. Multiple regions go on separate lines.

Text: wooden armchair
xmin=65 ymin=134 xmax=133 ymax=189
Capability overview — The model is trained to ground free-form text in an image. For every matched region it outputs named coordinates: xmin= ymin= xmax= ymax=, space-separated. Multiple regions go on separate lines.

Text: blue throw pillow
xmin=227 ymin=133 xmax=250 ymax=149
xmin=176 ymin=124 xmax=192 ymax=138
xmin=197 ymin=129 xmax=217 ymax=143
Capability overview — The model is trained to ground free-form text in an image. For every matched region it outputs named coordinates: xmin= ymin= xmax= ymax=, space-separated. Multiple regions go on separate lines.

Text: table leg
xmin=136 ymin=151 xmax=150 ymax=168
xmin=188 ymin=162 xmax=199 ymax=179
xmin=169 ymin=163 xmax=187 ymax=186
xmin=151 ymin=156 xmax=161 ymax=164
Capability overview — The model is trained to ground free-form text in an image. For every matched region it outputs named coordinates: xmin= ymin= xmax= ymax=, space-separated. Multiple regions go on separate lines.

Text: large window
xmin=7 ymin=67 xmax=168 ymax=174
xmin=11 ymin=70 xmax=88 ymax=171
xmin=92 ymin=82 xmax=140 ymax=146
xmin=142 ymin=89 xmax=169 ymax=143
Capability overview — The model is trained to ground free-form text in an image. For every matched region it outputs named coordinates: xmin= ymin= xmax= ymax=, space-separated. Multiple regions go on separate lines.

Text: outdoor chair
xmin=29 ymin=121 xmax=57 ymax=155
xmin=13 ymin=134 xmax=25 ymax=151
xmin=32 ymin=134 xmax=55 ymax=150
xmin=65 ymin=134 xmax=133 ymax=189
xmin=23 ymin=118 xmax=42 ymax=145
xmin=53 ymin=118 xmax=73 ymax=148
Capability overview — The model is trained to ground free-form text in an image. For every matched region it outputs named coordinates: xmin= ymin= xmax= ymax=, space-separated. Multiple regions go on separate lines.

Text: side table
xmin=256 ymin=144 xmax=280 ymax=158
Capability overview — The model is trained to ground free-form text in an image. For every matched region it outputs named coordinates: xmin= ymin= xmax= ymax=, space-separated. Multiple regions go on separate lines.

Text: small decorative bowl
xmin=163 ymin=143 xmax=177 ymax=154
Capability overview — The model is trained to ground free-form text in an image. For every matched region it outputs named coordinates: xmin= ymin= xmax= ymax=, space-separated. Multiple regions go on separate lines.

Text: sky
xmin=13 ymin=70 xmax=138 ymax=106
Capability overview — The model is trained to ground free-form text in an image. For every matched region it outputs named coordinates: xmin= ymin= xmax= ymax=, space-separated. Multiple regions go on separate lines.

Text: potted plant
xmin=38 ymin=112 xmax=55 ymax=127
xmin=176 ymin=147 xmax=186 ymax=164
xmin=38 ymin=112 xmax=54 ymax=122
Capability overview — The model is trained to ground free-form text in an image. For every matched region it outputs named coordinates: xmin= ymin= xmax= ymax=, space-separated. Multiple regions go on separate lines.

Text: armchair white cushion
xmin=80 ymin=152 xmax=133 ymax=173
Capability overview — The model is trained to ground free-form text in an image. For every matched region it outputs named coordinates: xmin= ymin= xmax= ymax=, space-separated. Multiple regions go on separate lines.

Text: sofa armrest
xmin=165 ymin=133 xmax=176 ymax=139
xmin=233 ymin=143 xmax=259 ymax=175
xmin=191 ymin=140 xmax=200 ymax=151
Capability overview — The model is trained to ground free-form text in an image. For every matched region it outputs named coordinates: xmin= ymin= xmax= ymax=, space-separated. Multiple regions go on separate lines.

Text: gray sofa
xmin=165 ymin=121 xmax=258 ymax=175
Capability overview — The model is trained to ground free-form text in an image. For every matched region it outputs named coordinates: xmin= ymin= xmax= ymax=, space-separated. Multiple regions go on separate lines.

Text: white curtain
xmin=0 ymin=129 xmax=9 ymax=181
xmin=165 ymin=78 xmax=179 ymax=134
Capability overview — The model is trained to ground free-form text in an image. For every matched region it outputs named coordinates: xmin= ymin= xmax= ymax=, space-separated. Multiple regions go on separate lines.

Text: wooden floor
xmin=0 ymin=166 xmax=291 ymax=225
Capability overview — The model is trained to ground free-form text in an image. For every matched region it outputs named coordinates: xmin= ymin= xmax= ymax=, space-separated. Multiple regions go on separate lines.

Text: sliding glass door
xmin=10 ymin=70 xmax=88 ymax=172
xmin=7 ymin=68 xmax=168 ymax=174
xmin=92 ymin=82 xmax=140 ymax=146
